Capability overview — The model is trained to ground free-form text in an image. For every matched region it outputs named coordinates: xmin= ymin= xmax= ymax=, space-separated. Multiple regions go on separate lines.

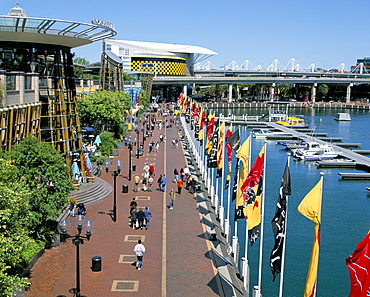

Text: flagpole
xmin=257 ymin=143 xmax=267 ymax=297
xmin=279 ymin=154 xmax=290 ymax=297
xmin=220 ymin=122 xmax=226 ymax=226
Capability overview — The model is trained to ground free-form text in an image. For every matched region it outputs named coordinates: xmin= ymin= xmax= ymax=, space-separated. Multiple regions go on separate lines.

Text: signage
xmin=91 ymin=19 xmax=115 ymax=30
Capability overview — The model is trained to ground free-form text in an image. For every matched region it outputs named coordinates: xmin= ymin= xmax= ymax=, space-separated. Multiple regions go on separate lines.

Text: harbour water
xmin=212 ymin=106 xmax=370 ymax=296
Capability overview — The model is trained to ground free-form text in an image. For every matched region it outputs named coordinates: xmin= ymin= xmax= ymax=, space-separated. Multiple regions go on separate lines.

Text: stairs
xmin=57 ymin=176 xmax=112 ymax=221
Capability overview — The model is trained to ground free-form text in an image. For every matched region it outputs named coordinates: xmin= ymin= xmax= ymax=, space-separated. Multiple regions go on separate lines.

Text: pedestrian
xmin=69 ymin=195 xmax=77 ymax=217
xmin=171 ymin=139 xmax=176 ymax=148
xmin=157 ymin=174 xmax=163 ymax=191
xmin=142 ymin=176 xmax=147 ymax=191
xmin=159 ymin=134 xmax=163 ymax=142
xmin=185 ymin=175 xmax=191 ymax=190
xmin=177 ymin=179 xmax=183 ymax=194
xmin=130 ymin=207 xmax=137 ymax=229
xmin=149 ymin=164 xmax=155 ymax=177
xmin=143 ymin=163 xmax=149 ymax=174
xmin=130 ymin=197 xmax=137 ymax=213
xmin=173 ymin=168 xmax=179 ymax=181
xmin=134 ymin=239 xmax=146 ymax=270
xmin=169 ymin=189 xmax=175 ymax=209
xmin=155 ymin=142 xmax=159 ymax=152
xmin=143 ymin=206 xmax=152 ymax=230
xmin=175 ymin=138 xmax=179 ymax=148
xmin=148 ymin=176 xmax=153 ymax=192
xmin=184 ymin=166 xmax=190 ymax=178
xmin=134 ymin=174 xmax=140 ymax=192
xmin=137 ymin=208 xmax=145 ymax=230
xmin=190 ymin=176 xmax=197 ymax=194
xmin=180 ymin=168 xmax=185 ymax=181
xmin=161 ymin=174 xmax=167 ymax=192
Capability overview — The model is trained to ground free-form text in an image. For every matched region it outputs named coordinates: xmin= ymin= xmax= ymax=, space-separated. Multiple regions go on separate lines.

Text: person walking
xmin=134 ymin=174 xmax=140 ymax=192
xmin=134 ymin=239 xmax=146 ymax=270
xmin=148 ymin=176 xmax=153 ymax=192
xmin=177 ymin=179 xmax=183 ymax=194
xmin=157 ymin=174 xmax=163 ymax=191
xmin=180 ymin=168 xmax=185 ymax=181
xmin=143 ymin=206 xmax=152 ymax=230
xmin=149 ymin=164 xmax=155 ymax=177
xmin=169 ymin=189 xmax=175 ymax=209
xmin=173 ymin=168 xmax=179 ymax=181
xmin=69 ymin=196 xmax=77 ymax=217
xmin=142 ymin=176 xmax=147 ymax=191
xmin=190 ymin=176 xmax=197 ymax=194
xmin=130 ymin=207 xmax=138 ymax=229
xmin=137 ymin=208 xmax=145 ymax=230
xmin=161 ymin=174 xmax=167 ymax=192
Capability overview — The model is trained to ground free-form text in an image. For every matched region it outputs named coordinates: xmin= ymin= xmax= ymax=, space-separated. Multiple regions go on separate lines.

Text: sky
xmin=3 ymin=0 xmax=370 ymax=71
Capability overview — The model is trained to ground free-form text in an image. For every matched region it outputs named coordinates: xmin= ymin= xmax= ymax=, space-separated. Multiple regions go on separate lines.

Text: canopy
xmin=94 ymin=134 xmax=102 ymax=146
xmin=85 ymin=155 xmax=92 ymax=170
xmin=72 ymin=161 xmax=81 ymax=178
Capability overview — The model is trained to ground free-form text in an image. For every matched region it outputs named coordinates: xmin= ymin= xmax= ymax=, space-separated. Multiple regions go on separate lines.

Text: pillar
xmin=346 ymin=83 xmax=353 ymax=103
xmin=270 ymin=83 xmax=276 ymax=101
xmin=311 ymin=83 xmax=317 ymax=103
xmin=228 ymin=84 xmax=233 ymax=102
xmin=236 ymin=84 xmax=241 ymax=100
xmin=183 ymin=85 xmax=187 ymax=97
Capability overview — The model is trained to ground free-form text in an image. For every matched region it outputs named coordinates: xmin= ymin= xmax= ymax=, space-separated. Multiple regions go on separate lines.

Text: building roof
xmin=0 ymin=5 xmax=116 ymax=48
xmin=106 ymin=39 xmax=217 ymax=56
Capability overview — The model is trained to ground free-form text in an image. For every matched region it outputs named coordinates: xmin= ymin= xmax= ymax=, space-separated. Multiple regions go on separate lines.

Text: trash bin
xmin=122 ymin=184 xmax=128 ymax=193
xmin=132 ymin=164 xmax=136 ymax=172
xmin=91 ymin=256 xmax=102 ymax=272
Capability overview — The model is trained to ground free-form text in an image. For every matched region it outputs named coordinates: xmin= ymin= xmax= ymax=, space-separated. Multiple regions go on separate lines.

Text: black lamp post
xmin=136 ymin=129 xmax=140 ymax=159
xmin=142 ymin=127 xmax=145 ymax=146
xmin=128 ymin=143 xmax=132 ymax=181
xmin=57 ymin=216 xmax=95 ymax=297
xmin=112 ymin=170 xmax=118 ymax=222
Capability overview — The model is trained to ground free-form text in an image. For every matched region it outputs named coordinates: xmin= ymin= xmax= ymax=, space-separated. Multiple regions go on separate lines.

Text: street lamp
xmin=136 ymin=129 xmax=140 ymax=159
xmin=128 ymin=143 xmax=132 ymax=181
xmin=112 ymin=170 xmax=118 ymax=222
xmin=57 ymin=216 xmax=95 ymax=297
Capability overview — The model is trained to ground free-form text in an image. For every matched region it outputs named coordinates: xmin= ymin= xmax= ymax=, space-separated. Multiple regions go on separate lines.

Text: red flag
xmin=346 ymin=232 xmax=370 ymax=297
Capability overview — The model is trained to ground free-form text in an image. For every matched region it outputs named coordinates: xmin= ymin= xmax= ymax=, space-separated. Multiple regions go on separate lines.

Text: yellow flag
xmin=298 ymin=177 xmax=323 ymax=297
xmin=235 ymin=136 xmax=251 ymax=213
xmin=298 ymin=178 xmax=322 ymax=224
xmin=217 ymin=121 xmax=225 ymax=171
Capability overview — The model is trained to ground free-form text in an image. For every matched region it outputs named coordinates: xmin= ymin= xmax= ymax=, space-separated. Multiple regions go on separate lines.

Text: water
xmin=211 ymin=106 xmax=370 ymax=296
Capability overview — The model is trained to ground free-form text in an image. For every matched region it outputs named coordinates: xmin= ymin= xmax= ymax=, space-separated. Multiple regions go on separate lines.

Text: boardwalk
xmin=24 ymin=110 xmax=244 ymax=297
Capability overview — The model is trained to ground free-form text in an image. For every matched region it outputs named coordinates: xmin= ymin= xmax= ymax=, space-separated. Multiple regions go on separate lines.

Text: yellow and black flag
xmin=216 ymin=121 xmax=225 ymax=178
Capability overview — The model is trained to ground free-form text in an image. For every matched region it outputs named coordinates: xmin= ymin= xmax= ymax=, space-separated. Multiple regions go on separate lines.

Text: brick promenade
xmin=25 ymin=112 xmax=225 ymax=297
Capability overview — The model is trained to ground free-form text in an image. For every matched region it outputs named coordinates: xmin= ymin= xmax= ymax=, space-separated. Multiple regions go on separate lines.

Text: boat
xmin=277 ymin=140 xmax=307 ymax=149
xmin=293 ymin=143 xmax=339 ymax=161
xmin=334 ymin=113 xmax=351 ymax=121
xmin=252 ymin=128 xmax=291 ymax=139
xmin=276 ymin=116 xmax=307 ymax=127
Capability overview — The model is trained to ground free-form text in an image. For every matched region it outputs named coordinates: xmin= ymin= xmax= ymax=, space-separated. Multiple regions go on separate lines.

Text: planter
xmin=73 ymin=183 xmax=80 ymax=191
xmin=87 ymin=176 xmax=95 ymax=183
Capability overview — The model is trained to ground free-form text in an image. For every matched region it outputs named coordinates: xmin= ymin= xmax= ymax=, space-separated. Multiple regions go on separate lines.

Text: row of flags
xmin=178 ymin=93 xmax=368 ymax=296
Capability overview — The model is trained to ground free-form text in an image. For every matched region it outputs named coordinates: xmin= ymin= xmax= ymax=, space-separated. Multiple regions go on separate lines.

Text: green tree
xmin=317 ymin=84 xmax=329 ymax=100
xmin=0 ymin=159 xmax=42 ymax=296
xmin=78 ymin=91 xmax=131 ymax=134
xmin=6 ymin=137 xmax=73 ymax=242
xmin=99 ymin=131 xmax=118 ymax=157
xmin=136 ymin=89 xmax=150 ymax=117
xmin=276 ymin=83 xmax=294 ymax=99
xmin=73 ymin=57 xmax=90 ymax=78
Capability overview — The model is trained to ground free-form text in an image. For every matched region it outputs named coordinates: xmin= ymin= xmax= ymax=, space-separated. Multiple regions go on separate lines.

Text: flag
xmin=346 ymin=233 xmax=370 ymax=297
xmin=205 ymin=113 xmax=215 ymax=155
xmin=227 ymin=129 xmax=241 ymax=197
xmin=240 ymin=144 xmax=265 ymax=245
xmin=216 ymin=121 xmax=225 ymax=178
xmin=270 ymin=160 xmax=291 ymax=281
xmin=298 ymin=177 xmax=322 ymax=297
xmin=207 ymin=120 xmax=219 ymax=168
xmin=225 ymin=124 xmax=233 ymax=189
xmin=234 ymin=136 xmax=251 ymax=219
xmin=197 ymin=108 xmax=207 ymax=143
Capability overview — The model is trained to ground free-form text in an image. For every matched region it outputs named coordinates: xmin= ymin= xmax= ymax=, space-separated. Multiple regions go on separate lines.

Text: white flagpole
xmin=279 ymin=154 xmax=290 ymax=297
xmin=257 ymin=143 xmax=267 ymax=296
xmin=220 ymin=122 xmax=226 ymax=221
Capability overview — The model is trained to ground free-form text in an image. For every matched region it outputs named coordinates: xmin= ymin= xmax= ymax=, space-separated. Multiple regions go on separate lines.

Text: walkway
xmin=24 ymin=109 xmax=245 ymax=297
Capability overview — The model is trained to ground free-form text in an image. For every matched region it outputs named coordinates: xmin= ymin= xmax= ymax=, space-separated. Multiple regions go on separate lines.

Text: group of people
xmin=172 ymin=167 xmax=196 ymax=194
xmin=129 ymin=198 xmax=153 ymax=230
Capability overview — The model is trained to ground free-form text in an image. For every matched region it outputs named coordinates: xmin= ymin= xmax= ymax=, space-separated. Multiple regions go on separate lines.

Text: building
xmin=0 ymin=4 xmax=116 ymax=175
xmin=351 ymin=57 xmax=370 ymax=74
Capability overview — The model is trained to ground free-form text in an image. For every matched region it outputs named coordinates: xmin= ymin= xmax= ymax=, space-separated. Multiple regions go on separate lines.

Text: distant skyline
xmin=3 ymin=0 xmax=369 ymax=71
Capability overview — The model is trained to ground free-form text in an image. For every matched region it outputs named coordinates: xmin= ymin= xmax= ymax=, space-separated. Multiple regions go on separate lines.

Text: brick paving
xmin=25 ymin=111 xmax=222 ymax=297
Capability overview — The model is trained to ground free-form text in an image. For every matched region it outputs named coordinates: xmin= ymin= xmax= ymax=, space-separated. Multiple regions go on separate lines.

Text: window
xmin=6 ymin=75 xmax=16 ymax=90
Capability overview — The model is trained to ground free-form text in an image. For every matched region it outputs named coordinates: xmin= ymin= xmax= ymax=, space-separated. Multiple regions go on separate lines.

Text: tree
xmin=276 ymin=83 xmax=294 ymax=99
xmin=6 ymin=137 xmax=73 ymax=242
xmin=317 ymin=84 xmax=329 ymax=100
xmin=77 ymin=91 xmax=131 ymax=134
xmin=0 ymin=159 xmax=42 ymax=296
xmin=73 ymin=56 xmax=90 ymax=78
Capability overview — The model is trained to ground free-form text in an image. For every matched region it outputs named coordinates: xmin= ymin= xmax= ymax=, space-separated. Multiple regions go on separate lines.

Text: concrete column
xmin=311 ymin=83 xmax=317 ymax=103
xmin=270 ymin=83 xmax=276 ymax=101
xmin=236 ymin=84 xmax=241 ymax=100
xmin=346 ymin=83 xmax=353 ymax=103
xmin=183 ymin=85 xmax=187 ymax=97
xmin=228 ymin=84 xmax=233 ymax=102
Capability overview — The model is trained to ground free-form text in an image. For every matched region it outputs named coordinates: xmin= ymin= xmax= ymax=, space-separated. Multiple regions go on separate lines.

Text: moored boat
xmin=276 ymin=116 xmax=307 ymax=127
xmin=293 ymin=143 xmax=339 ymax=161
xmin=252 ymin=128 xmax=291 ymax=139
xmin=334 ymin=113 xmax=351 ymax=121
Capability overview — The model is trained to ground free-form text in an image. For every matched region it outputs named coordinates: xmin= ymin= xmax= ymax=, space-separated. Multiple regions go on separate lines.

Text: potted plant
xmin=86 ymin=170 xmax=94 ymax=183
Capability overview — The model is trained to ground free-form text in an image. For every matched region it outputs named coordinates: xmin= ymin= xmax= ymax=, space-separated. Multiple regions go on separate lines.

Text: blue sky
xmin=3 ymin=0 xmax=369 ymax=71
